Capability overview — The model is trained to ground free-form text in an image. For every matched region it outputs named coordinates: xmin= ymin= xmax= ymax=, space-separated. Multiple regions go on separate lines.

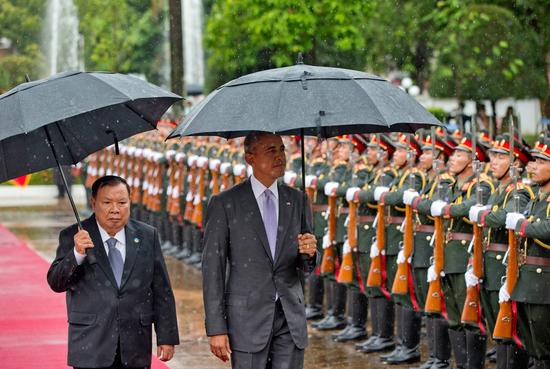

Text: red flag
xmin=9 ymin=175 xmax=31 ymax=187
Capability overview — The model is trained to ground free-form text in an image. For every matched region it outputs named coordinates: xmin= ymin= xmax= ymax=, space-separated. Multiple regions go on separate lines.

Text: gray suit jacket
xmin=47 ymin=215 xmax=179 ymax=368
xmin=202 ymin=179 xmax=315 ymax=353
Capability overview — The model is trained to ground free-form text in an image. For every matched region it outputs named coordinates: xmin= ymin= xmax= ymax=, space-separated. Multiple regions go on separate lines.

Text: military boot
xmin=356 ymin=296 xmax=380 ymax=351
xmin=380 ymin=304 xmax=404 ymax=361
xmin=333 ymin=291 xmax=367 ymax=342
xmin=176 ymin=222 xmax=193 ymax=260
xmin=383 ymin=306 xmax=421 ymax=364
xmin=496 ymin=343 xmax=529 ymax=369
xmin=410 ymin=316 xmax=436 ymax=369
xmin=466 ymin=330 xmax=487 ymax=369
xmin=449 ymin=329 xmax=467 ymax=369
xmin=430 ymin=317 xmax=452 ymax=369
xmin=360 ymin=297 xmax=395 ymax=353
xmin=312 ymin=279 xmax=334 ymax=329
xmin=188 ymin=227 xmax=203 ymax=268
xmin=305 ymin=274 xmax=324 ymax=320
xmin=315 ymin=281 xmax=347 ymax=331
xmin=534 ymin=360 xmax=550 ymax=369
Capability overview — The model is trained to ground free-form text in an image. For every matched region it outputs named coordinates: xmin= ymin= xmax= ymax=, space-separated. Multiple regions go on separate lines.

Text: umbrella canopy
xmin=167 ymin=64 xmax=440 ymax=140
xmin=0 ymin=71 xmax=181 ymax=182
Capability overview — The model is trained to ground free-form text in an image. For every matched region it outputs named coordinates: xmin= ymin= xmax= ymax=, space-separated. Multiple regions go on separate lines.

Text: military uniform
xmin=436 ymin=135 xmax=493 ymax=369
xmin=511 ymin=138 xmax=550 ymax=367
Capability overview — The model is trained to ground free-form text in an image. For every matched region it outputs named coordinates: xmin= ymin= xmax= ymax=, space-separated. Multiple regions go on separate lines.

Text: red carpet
xmin=0 ymin=224 xmax=169 ymax=369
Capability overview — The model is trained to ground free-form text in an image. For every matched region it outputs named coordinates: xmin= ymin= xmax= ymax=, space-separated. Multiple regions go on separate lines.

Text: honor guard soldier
xmin=505 ymin=137 xmax=550 ymax=369
xmin=429 ymin=134 xmax=494 ymax=369
xmin=407 ymin=131 xmax=456 ymax=369
xmin=467 ymin=133 xmax=533 ymax=369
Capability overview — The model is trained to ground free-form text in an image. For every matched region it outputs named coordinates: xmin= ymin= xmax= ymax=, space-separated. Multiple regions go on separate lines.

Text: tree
xmin=204 ymin=0 xmax=372 ymax=90
xmin=0 ymin=0 xmax=44 ymax=91
xmin=429 ymin=3 xmax=546 ymax=102
xmin=75 ymin=0 xmax=165 ymax=84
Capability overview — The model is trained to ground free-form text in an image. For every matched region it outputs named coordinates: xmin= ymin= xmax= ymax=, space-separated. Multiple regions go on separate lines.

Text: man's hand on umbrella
xmin=74 ymin=230 xmax=94 ymax=255
xmin=298 ymin=233 xmax=317 ymax=258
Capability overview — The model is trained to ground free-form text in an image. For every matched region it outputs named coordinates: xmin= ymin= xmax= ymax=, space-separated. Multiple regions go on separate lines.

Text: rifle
xmin=166 ymin=153 xmax=176 ymax=213
xmin=192 ymin=156 xmax=207 ymax=227
xmin=321 ymin=148 xmax=337 ymax=275
xmin=169 ymin=154 xmax=183 ymax=216
xmin=338 ymin=139 xmax=358 ymax=284
xmin=493 ymin=117 xmax=519 ymax=340
xmin=184 ymin=156 xmax=197 ymax=222
xmin=392 ymin=134 xmax=416 ymax=294
xmin=425 ymin=127 xmax=445 ymax=313
xmin=461 ymin=117 xmax=484 ymax=324
xmin=367 ymin=134 xmax=385 ymax=287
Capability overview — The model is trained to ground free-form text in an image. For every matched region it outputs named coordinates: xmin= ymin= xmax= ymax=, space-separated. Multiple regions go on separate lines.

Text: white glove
xmin=469 ymin=205 xmax=488 ymax=223
xmin=403 ymin=190 xmax=419 ymax=205
xmin=209 ymin=159 xmax=221 ymax=171
xmin=370 ymin=240 xmax=379 ymax=259
xmin=127 ymin=146 xmax=136 ymax=155
xmin=220 ymin=162 xmax=231 ymax=174
xmin=506 ymin=212 xmax=525 ymax=230
xmin=165 ymin=149 xmax=176 ymax=159
xmin=134 ymin=148 xmax=143 ymax=157
xmin=346 ymin=187 xmax=360 ymax=202
xmin=305 ymin=175 xmax=317 ymax=188
xmin=397 ymin=250 xmax=406 ymax=264
xmin=430 ymin=200 xmax=448 ymax=217
xmin=427 ymin=265 xmax=445 ymax=282
xmin=185 ymin=192 xmax=193 ymax=202
xmin=374 ymin=186 xmax=390 ymax=202
xmin=499 ymin=282 xmax=511 ymax=303
xmin=283 ymin=171 xmax=297 ymax=185
xmin=193 ymin=193 xmax=201 ymax=205
xmin=187 ymin=155 xmax=198 ymax=167
xmin=324 ymin=182 xmax=339 ymax=196
xmin=322 ymin=234 xmax=331 ymax=249
xmin=154 ymin=152 xmax=164 ymax=162
xmin=175 ymin=152 xmax=185 ymax=162
xmin=464 ymin=268 xmax=480 ymax=288
xmin=196 ymin=156 xmax=209 ymax=168
xmin=233 ymin=163 xmax=246 ymax=176
xmin=342 ymin=240 xmax=351 ymax=254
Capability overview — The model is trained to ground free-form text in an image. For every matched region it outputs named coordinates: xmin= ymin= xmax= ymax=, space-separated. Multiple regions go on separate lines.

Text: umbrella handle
xmin=44 ymin=125 xmax=97 ymax=264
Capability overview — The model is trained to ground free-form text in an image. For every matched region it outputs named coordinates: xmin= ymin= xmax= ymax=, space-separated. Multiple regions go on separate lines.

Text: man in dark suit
xmin=202 ymin=132 xmax=317 ymax=369
xmin=47 ymin=175 xmax=179 ymax=369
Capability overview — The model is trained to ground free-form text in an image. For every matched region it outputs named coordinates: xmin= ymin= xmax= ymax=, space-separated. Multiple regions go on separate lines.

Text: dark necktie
xmin=106 ymin=238 xmax=123 ymax=287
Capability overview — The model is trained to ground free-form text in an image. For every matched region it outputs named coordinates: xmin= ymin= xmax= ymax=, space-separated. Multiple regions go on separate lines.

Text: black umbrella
xmin=167 ymin=63 xmax=441 ymax=191
xmin=0 ymin=71 xmax=181 ymax=255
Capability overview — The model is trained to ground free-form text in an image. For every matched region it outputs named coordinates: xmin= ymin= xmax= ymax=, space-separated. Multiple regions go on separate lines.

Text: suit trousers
xmin=75 ymin=341 xmax=150 ymax=369
xmin=231 ymin=300 xmax=304 ymax=369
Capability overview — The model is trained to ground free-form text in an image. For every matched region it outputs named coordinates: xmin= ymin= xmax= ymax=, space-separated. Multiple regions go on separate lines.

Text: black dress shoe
xmin=380 ymin=345 xmax=403 ymax=361
xmin=305 ymin=306 xmax=324 ymax=320
xmin=333 ymin=325 xmax=367 ymax=342
xmin=429 ymin=359 xmax=452 ymax=369
xmin=313 ymin=315 xmax=346 ymax=331
xmin=331 ymin=325 xmax=351 ymax=340
xmin=311 ymin=315 xmax=330 ymax=329
xmin=358 ymin=337 xmax=395 ymax=353
xmin=355 ymin=335 xmax=379 ymax=350
xmin=383 ymin=346 xmax=421 ymax=365
xmin=410 ymin=356 xmax=436 ymax=369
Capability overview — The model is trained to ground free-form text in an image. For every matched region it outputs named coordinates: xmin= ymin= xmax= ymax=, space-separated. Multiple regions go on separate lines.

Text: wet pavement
xmin=0 ymin=189 xmax=496 ymax=369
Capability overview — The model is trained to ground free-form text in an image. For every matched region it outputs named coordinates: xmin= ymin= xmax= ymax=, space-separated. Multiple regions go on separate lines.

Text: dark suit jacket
xmin=47 ymin=215 xmax=179 ymax=368
xmin=202 ymin=179 xmax=315 ymax=353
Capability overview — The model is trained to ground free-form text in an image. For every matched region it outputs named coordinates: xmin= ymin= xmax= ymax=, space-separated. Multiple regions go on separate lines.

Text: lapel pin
xmin=134 ymin=237 xmax=140 ymax=243
xmin=286 ymin=202 xmax=291 ymax=206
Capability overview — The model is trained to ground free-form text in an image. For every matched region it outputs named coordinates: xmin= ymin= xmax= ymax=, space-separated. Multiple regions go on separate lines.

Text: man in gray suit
xmin=202 ymin=132 xmax=318 ymax=369
xmin=47 ymin=175 xmax=179 ymax=369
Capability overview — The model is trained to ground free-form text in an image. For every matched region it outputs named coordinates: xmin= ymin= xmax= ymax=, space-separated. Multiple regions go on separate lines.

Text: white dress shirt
xmin=250 ymin=174 xmax=279 ymax=221
xmin=74 ymin=222 xmax=127 ymax=265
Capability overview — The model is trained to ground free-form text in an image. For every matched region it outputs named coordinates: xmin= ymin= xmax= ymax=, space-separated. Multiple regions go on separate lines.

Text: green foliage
xmin=75 ymin=0 xmax=165 ymax=84
xmin=428 ymin=107 xmax=448 ymax=123
xmin=0 ymin=0 xmax=45 ymax=92
xmin=429 ymin=3 xmax=546 ymax=100
xmin=204 ymin=0 xmax=372 ymax=90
